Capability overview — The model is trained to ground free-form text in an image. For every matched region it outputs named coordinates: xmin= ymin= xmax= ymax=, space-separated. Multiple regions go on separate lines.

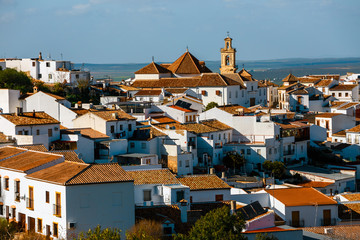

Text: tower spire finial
xmin=242 ymin=64 xmax=244 ymax=70
xmin=152 ymin=56 xmax=154 ymax=62
xmin=227 ymin=31 xmax=230 ymax=37
xmin=186 ymin=46 xmax=189 ymax=52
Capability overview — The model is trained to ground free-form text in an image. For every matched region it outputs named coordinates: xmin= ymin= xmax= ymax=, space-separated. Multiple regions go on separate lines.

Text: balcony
xmin=283 ymin=150 xmax=295 ymax=156
xmin=53 ymin=204 xmax=61 ymax=217
xmin=321 ymin=218 xmax=336 ymax=226
xmin=289 ymin=219 xmax=304 ymax=228
xmin=26 ymin=198 xmax=34 ymax=210
xmin=14 ymin=192 xmax=20 ymax=202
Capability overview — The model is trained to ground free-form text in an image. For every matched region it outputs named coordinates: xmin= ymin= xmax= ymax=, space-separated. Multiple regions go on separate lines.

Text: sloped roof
xmin=330 ymin=84 xmax=357 ymax=91
xmin=338 ymin=102 xmax=359 ymax=110
xmin=177 ymin=174 xmax=231 ymax=190
xmin=61 ymin=128 xmax=109 ymax=139
xmin=127 ymin=169 xmax=180 ymax=185
xmin=0 ymin=112 xmax=60 ymax=126
xmin=342 ymin=193 xmax=360 ymax=201
xmin=238 ymin=68 xmax=255 ymax=81
xmin=135 ymin=62 xmax=172 ymax=74
xmin=49 ymin=150 xmax=84 ymax=163
xmin=291 ymin=89 xmax=308 ymax=95
xmin=132 ymin=73 xmax=240 ymax=88
xmin=282 ymin=74 xmax=299 ymax=83
xmin=265 ymin=188 xmax=337 ymax=206
xmin=155 ymin=119 xmax=232 ymax=134
xmin=168 ymin=105 xmax=196 ymax=113
xmin=134 ymin=90 xmax=162 ymax=96
xmin=0 ymin=146 xmax=28 ymax=160
xmin=347 ymin=125 xmax=360 ymax=133
xmin=315 ymin=112 xmax=342 ymax=118
xmin=167 ymin=51 xmax=212 ymax=74
xmin=91 ymin=109 xmax=136 ymax=121
xmin=314 ymin=79 xmax=333 ymax=87
xmin=42 ymin=91 xmax=66 ymax=100
xmin=297 ymin=181 xmax=334 ymax=188
xmin=16 ymin=144 xmax=48 ymax=152
xmin=66 ymin=163 xmax=133 ymax=185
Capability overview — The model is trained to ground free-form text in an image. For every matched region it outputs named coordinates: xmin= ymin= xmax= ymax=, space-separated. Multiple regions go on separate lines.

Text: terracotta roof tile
xmin=0 ymin=112 xmax=60 ymax=126
xmin=297 ymin=181 xmax=334 ymax=188
xmin=151 ymin=116 xmax=178 ymax=124
xmin=16 ymin=144 xmax=48 ymax=152
xmin=177 ymin=174 xmax=231 ymax=190
xmin=167 ymin=51 xmax=212 ymax=74
xmin=0 ymin=146 xmax=27 ymax=160
xmin=91 ymin=109 xmax=136 ymax=121
xmin=332 ymin=130 xmax=346 ymax=136
xmin=134 ymin=90 xmax=162 ymax=96
xmin=330 ymin=101 xmax=347 ymax=108
xmin=165 ymin=88 xmax=188 ymax=94
xmin=119 ymin=85 xmax=139 ymax=91
xmin=0 ymin=132 xmax=14 ymax=143
xmin=66 ymin=163 xmax=133 ymax=185
xmin=42 ymin=91 xmax=66 ymax=100
xmin=303 ymin=224 xmax=360 ymax=240
xmin=0 ymin=147 xmax=63 ymax=172
xmin=168 ymin=105 xmax=196 ymax=113
xmin=315 ymin=112 xmax=342 ymax=118
xmin=155 ymin=119 xmax=232 ymax=134
xmin=347 ymin=125 xmax=360 ymax=133
xmin=49 ymin=150 xmax=84 ymax=163
xmin=127 ymin=169 xmax=180 ymax=185
xmin=71 ymin=108 xmax=91 ymax=116
xmin=282 ymin=74 xmax=299 ymax=82
xmin=342 ymin=193 xmax=360 ymax=201
xmin=265 ymin=187 xmax=337 ymax=206
xmin=338 ymin=102 xmax=359 ymax=110
xmin=135 ymin=62 xmax=172 ymax=74
xmin=61 ymin=128 xmax=109 ymax=139
xmin=330 ymin=84 xmax=357 ymax=91
xmin=314 ymin=79 xmax=333 ymax=87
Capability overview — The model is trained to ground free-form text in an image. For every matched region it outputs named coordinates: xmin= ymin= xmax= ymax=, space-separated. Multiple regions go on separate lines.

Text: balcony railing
xmin=26 ymin=198 xmax=34 ymax=209
xmin=53 ymin=204 xmax=61 ymax=217
xmin=321 ymin=218 xmax=336 ymax=226
xmin=14 ymin=192 xmax=20 ymax=201
xmin=289 ymin=219 xmax=304 ymax=228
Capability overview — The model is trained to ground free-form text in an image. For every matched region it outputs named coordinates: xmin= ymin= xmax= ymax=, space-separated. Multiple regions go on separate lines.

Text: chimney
xmin=33 ymin=86 xmax=38 ymax=93
xmin=32 ymin=110 xmax=36 ymax=117
xmin=38 ymin=52 xmax=42 ymax=60
xmin=112 ymin=112 xmax=118 ymax=119
xmin=230 ymin=200 xmax=236 ymax=215
xmin=209 ymin=168 xmax=215 ymax=175
xmin=77 ymin=101 xmax=82 ymax=109
xmin=112 ymin=104 xmax=116 ymax=110
xmin=330 ymin=189 xmax=333 ymax=196
xmin=221 ymin=172 xmax=226 ymax=181
xmin=179 ymin=199 xmax=188 ymax=223
xmin=16 ymin=107 xmax=23 ymax=116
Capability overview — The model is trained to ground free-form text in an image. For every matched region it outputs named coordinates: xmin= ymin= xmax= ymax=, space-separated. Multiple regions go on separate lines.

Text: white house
xmin=3 ymin=53 xmax=90 ymax=84
xmin=0 ymin=89 xmax=24 ymax=114
xmin=73 ymin=109 xmax=137 ymax=140
xmin=25 ymin=90 xmax=78 ymax=128
xmin=329 ymin=84 xmax=359 ymax=102
xmin=265 ymin=188 xmax=338 ymax=227
xmin=0 ymin=146 xmax=135 ymax=239
xmin=314 ymin=113 xmax=355 ymax=140
xmin=126 ymin=169 xmax=190 ymax=207
xmin=177 ymin=174 xmax=231 ymax=203
xmin=0 ymin=111 xmax=60 ymax=149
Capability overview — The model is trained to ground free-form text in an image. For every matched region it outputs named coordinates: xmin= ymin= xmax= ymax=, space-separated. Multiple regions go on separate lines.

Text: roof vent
xmin=324 ymin=228 xmax=334 ymax=235
xmin=112 ymin=112 xmax=118 ymax=119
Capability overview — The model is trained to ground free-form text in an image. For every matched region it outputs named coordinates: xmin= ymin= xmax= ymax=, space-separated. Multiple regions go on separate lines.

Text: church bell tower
xmin=220 ymin=33 xmax=237 ymax=74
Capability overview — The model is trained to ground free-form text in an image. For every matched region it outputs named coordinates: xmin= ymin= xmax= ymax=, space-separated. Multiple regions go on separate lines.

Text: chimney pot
xmin=230 ymin=200 xmax=236 ymax=215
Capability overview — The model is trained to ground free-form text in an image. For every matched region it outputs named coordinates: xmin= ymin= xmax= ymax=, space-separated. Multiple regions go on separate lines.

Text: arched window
xmin=225 ymin=55 xmax=230 ymax=65
xmin=226 ymin=42 xmax=229 ymax=49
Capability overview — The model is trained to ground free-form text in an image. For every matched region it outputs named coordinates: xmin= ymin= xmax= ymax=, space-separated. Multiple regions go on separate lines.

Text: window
xmin=269 ymin=148 xmax=272 ymax=155
xmin=185 ymin=116 xmax=189 ymax=122
xmin=141 ymin=143 xmax=146 ymax=149
xmin=120 ymin=125 xmax=123 ymax=131
xmin=242 ymin=90 xmax=244 ymax=97
xmin=185 ymin=160 xmax=190 ymax=168
xmin=110 ymin=125 xmax=115 ymax=133
xmin=53 ymin=223 xmax=58 ymax=238
xmin=46 ymin=62 xmax=50 ymax=67
xmin=339 ymin=93 xmax=342 ymax=97
xmin=12 ymin=207 xmax=16 ymax=220
xmin=32 ymin=62 xmax=36 ymax=67
xmin=130 ymin=142 xmax=135 ymax=148
xmin=4 ymin=177 xmax=9 ymax=190
xmin=128 ymin=124 xmax=132 ymax=131
xmin=0 ymin=203 xmax=3 ymax=215
xmin=37 ymin=218 xmax=42 ymax=233
xmin=54 ymin=192 xmax=61 ymax=217
xmin=235 ymin=91 xmax=238 ymax=98
xmin=143 ymin=190 xmax=151 ymax=201
xmin=15 ymin=180 xmax=20 ymax=201
xmin=45 ymin=191 xmax=49 ymax=203
xmin=240 ymin=149 xmax=245 ymax=155
xmin=247 ymin=149 xmax=251 ymax=155
xmin=345 ymin=92 xmax=349 ymax=97
xmin=210 ymin=135 xmax=213 ymax=140
xmin=179 ymin=160 xmax=182 ymax=168
xmin=18 ymin=131 xmax=22 ymax=135
xmin=76 ymin=74 xmax=79 ymax=79
xmin=36 ymin=129 xmax=40 ymax=135
xmin=216 ymin=90 xmax=221 ymax=96
xmin=229 ymin=91 xmax=231 ymax=98
xmin=28 ymin=186 xmax=34 ymax=210
xmin=38 ymin=74 xmax=42 ymax=79
xmin=332 ymin=93 xmax=335 ymax=97
xmin=48 ymin=129 xmax=53 ymax=137
xmin=215 ymin=194 xmax=223 ymax=201
xmin=48 ymin=74 xmax=52 ymax=79
xmin=24 ymin=130 xmax=29 ymax=135
xmin=176 ymin=190 xmax=185 ymax=202
xmin=218 ymin=134 xmax=221 ymax=140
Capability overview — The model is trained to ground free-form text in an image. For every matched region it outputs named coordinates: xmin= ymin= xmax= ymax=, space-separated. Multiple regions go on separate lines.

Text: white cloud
xmin=57 ymin=3 xmax=91 ymax=16
xmin=0 ymin=12 xmax=15 ymax=23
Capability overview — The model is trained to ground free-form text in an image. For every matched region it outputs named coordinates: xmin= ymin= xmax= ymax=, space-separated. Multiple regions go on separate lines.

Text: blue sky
xmin=0 ymin=0 xmax=359 ymax=63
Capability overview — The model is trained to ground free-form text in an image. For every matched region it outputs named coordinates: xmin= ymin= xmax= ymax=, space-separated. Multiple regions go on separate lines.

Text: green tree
xmin=126 ymin=220 xmax=162 ymax=240
xmin=223 ymin=152 xmax=246 ymax=171
xmin=263 ymin=160 xmax=285 ymax=179
xmin=175 ymin=206 xmax=246 ymax=240
xmin=255 ymin=233 xmax=278 ymax=240
xmin=205 ymin=101 xmax=218 ymax=111
xmin=0 ymin=218 xmax=17 ymax=240
xmin=0 ymin=68 xmax=33 ymax=93
xmin=74 ymin=225 xmax=121 ymax=240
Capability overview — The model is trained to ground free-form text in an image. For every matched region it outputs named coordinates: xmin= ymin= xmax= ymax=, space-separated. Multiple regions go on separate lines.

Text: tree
xmin=74 ymin=225 xmax=121 ymax=240
xmin=126 ymin=220 xmax=162 ymax=240
xmin=0 ymin=68 xmax=33 ymax=93
xmin=223 ymin=152 xmax=246 ymax=172
xmin=205 ymin=102 xmax=218 ymax=111
xmin=263 ymin=160 xmax=286 ymax=179
xmin=0 ymin=218 xmax=17 ymax=240
xmin=175 ymin=206 xmax=246 ymax=240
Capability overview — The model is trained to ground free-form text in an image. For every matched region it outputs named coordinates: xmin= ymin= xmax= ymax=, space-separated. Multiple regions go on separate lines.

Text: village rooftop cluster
xmin=0 ymin=36 xmax=360 ymax=239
